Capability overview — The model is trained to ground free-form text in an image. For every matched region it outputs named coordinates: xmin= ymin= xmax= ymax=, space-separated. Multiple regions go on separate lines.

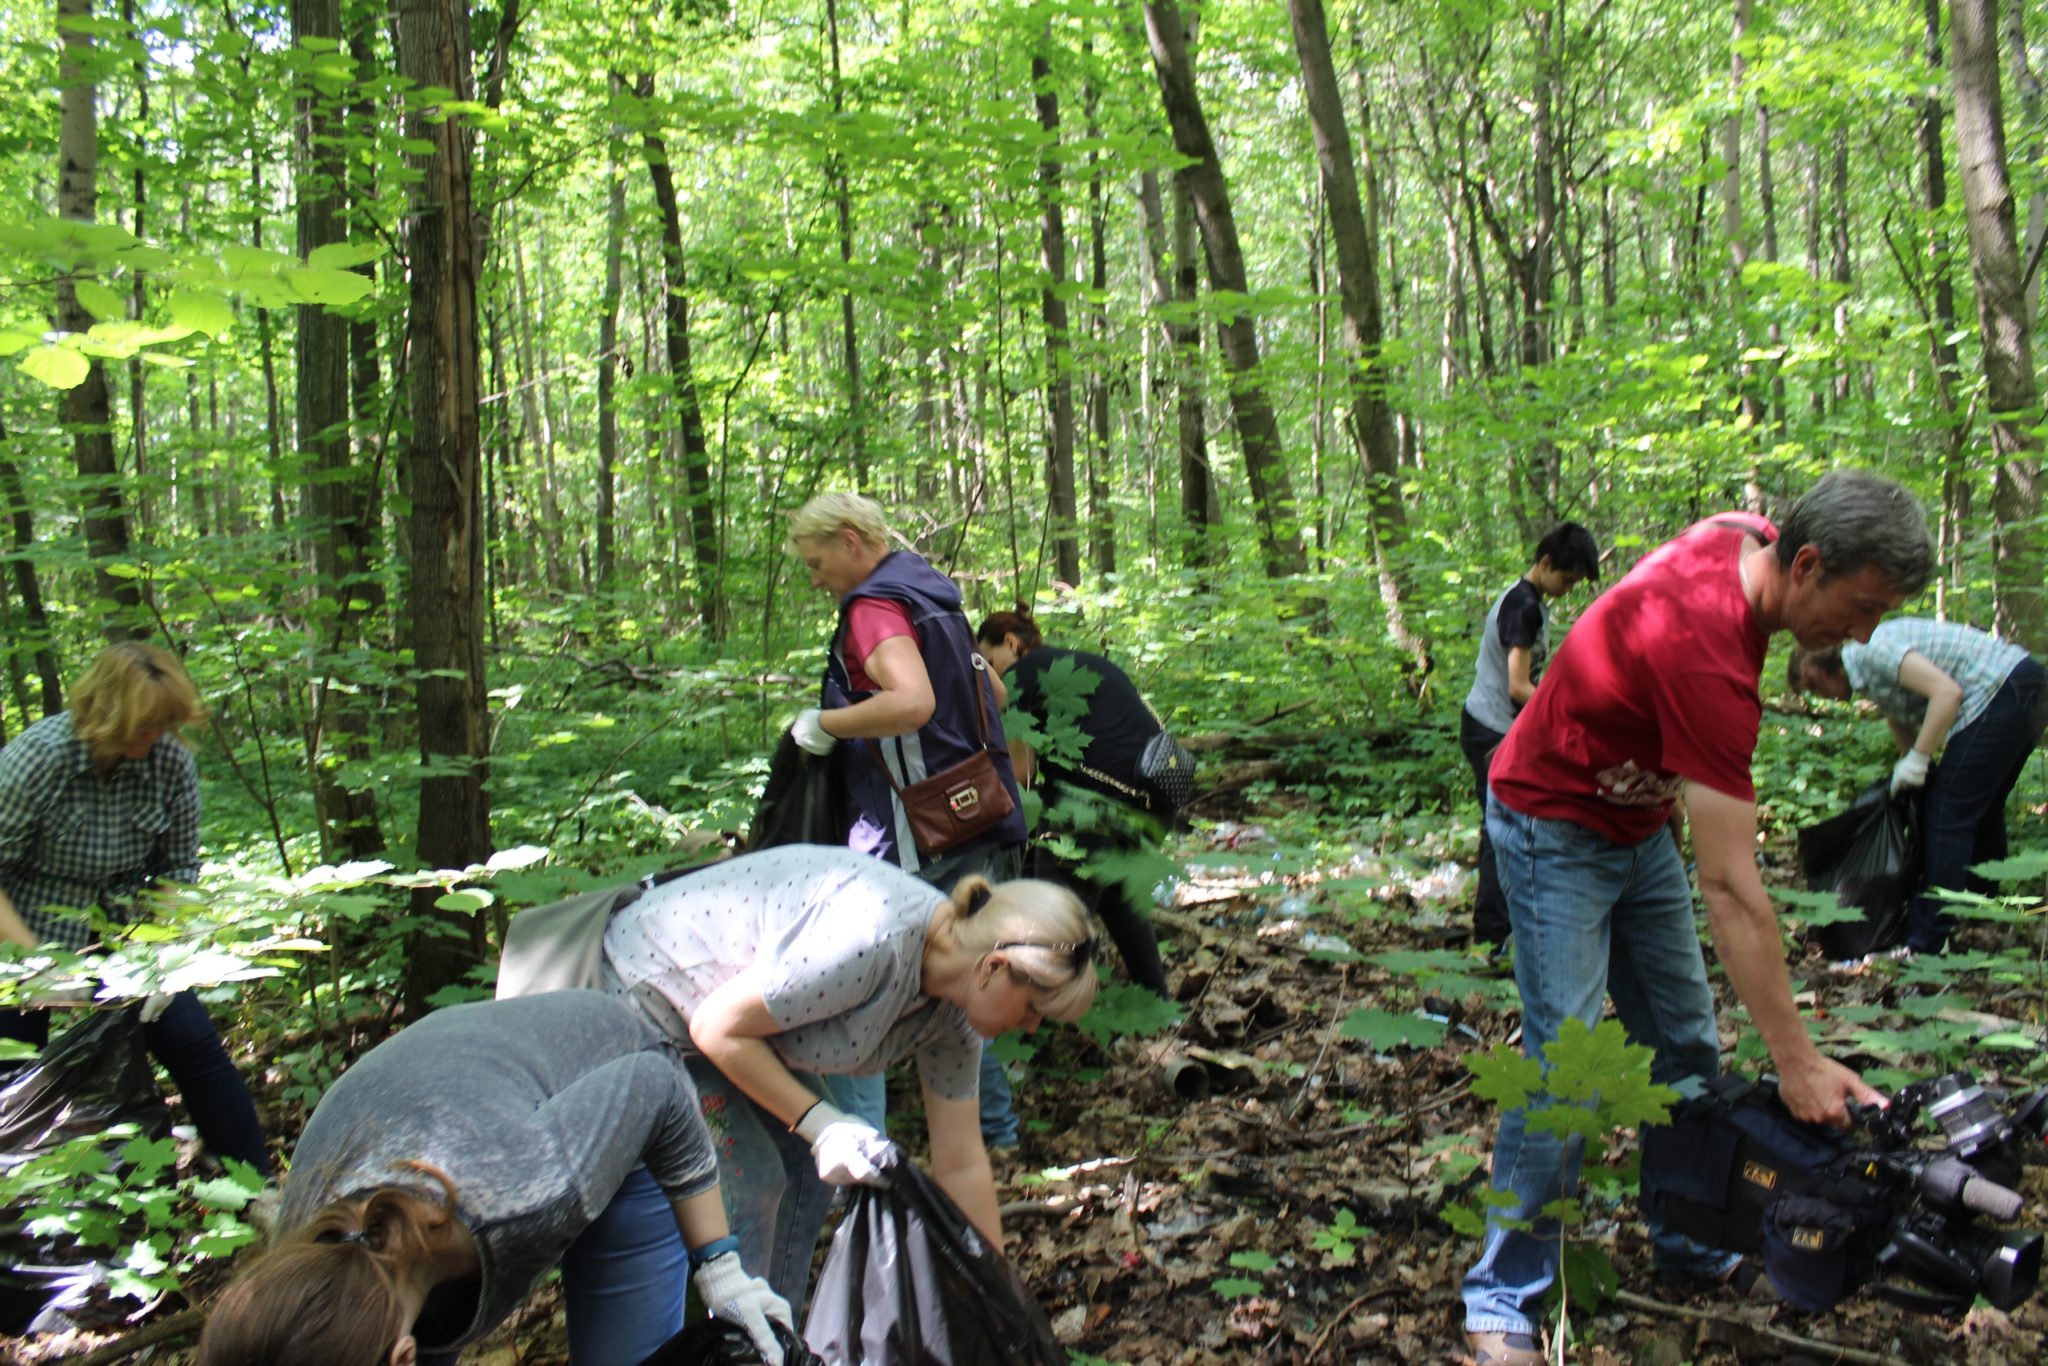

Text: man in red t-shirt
xmin=1462 ymin=471 xmax=1934 ymax=1366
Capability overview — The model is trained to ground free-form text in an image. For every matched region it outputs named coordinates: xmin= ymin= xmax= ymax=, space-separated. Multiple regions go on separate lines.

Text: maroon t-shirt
xmin=840 ymin=598 xmax=914 ymax=691
xmin=1489 ymin=515 xmax=1776 ymax=844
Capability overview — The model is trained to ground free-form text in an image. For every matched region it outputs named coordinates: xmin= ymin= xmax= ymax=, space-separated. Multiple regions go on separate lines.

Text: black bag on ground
xmin=0 ymin=1006 xmax=171 ymax=1334
xmin=1797 ymin=779 xmax=1922 ymax=960
xmin=747 ymin=732 xmax=846 ymax=852
xmin=804 ymin=1146 xmax=1064 ymax=1366
xmin=1641 ymin=1074 xmax=1892 ymax=1312
xmin=636 ymin=1318 xmax=822 ymax=1366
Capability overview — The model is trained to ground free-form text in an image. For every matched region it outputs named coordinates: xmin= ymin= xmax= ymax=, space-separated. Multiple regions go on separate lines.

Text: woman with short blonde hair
xmin=0 ymin=643 xmax=268 ymax=1177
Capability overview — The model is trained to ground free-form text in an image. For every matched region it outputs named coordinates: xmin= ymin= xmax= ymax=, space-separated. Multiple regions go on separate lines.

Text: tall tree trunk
xmin=639 ymin=87 xmax=724 ymax=640
xmin=1033 ymin=46 xmax=1081 ymax=586
xmin=123 ymin=0 xmax=149 ymax=534
xmin=1082 ymin=65 xmax=1116 ymax=576
xmin=1756 ymin=102 xmax=1787 ymax=434
xmin=1137 ymin=169 xmax=1214 ymax=568
xmin=397 ymin=0 xmax=492 ymax=1014
xmin=1924 ymin=0 xmax=1970 ymax=605
xmin=1287 ymin=0 xmax=1426 ymax=672
xmin=824 ymin=0 xmax=866 ymax=486
xmin=56 ymin=0 xmax=142 ymax=639
xmin=0 ymin=449 xmax=64 ymax=716
xmin=294 ymin=0 xmax=384 ymax=862
xmin=1141 ymin=1 xmax=1307 ymax=580
xmin=596 ymin=73 xmax=627 ymax=596
xmin=1953 ymin=0 xmax=2046 ymax=648
xmin=1831 ymin=131 xmax=1854 ymax=409
xmin=1723 ymin=0 xmax=1766 ymax=441
xmin=2006 ymin=0 xmax=2047 ymax=329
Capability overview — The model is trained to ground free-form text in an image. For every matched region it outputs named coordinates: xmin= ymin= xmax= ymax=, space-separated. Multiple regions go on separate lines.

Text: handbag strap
xmin=868 ymin=656 xmax=997 ymax=797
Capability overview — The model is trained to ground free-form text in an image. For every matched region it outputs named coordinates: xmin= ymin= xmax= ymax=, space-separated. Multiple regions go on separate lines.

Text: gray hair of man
xmin=1772 ymin=469 xmax=1934 ymax=596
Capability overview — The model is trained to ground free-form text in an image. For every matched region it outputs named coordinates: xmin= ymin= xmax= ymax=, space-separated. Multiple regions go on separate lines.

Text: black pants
xmin=1024 ymin=833 xmax=1169 ymax=998
xmin=1458 ymin=707 xmax=1512 ymax=948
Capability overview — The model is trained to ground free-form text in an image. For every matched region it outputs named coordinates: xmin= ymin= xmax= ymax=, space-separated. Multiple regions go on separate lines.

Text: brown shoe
xmin=1466 ymin=1330 xmax=1546 ymax=1366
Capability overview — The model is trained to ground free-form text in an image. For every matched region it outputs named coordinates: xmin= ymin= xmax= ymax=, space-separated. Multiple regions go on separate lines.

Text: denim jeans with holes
xmin=1461 ymin=796 xmax=1737 ymax=1336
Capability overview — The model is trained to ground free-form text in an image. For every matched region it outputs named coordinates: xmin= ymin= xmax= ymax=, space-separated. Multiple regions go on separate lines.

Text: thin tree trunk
xmin=1287 ymin=0 xmax=1425 ymax=669
xmin=56 ymin=0 xmax=142 ymax=639
xmin=2006 ymin=0 xmax=2047 ymax=328
xmin=397 ymin=0 xmax=492 ymax=1014
xmin=825 ymin=0 xmax=866 ymax=486
xmin=123 ymin=0 xmax=149 ymax=534
xmin=596 ymin=72 xmax=626 ymax=596
xmin=1033 ymin=45 xmax=1081 ymax=586
xmin=0 ymin=449 xmax=64 ymax=715
xmin=1756 ymin=102 xmax=1787 ymax=434
xmin=1723 ymin=0 xmax=1765 ymax=441
xmin=639 ymin=85 xmax=724 ymax=640
xmin=1952 ymin=0 xmax=2046 ymax=648
xmin=1923 ymin=0 xmax=1970 ymax=605
xmin=1136 ymin=169 xmax=1213 ymax=568
xmin=1141 ymin=1 xmax=1307 ymax=580
xmin=1082 ymin=64 xmax=1115 ymax=576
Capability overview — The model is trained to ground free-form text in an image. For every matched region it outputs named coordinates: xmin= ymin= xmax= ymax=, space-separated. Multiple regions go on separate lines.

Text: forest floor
xmin=10 ymin=791 xmax=2048 ymax=1366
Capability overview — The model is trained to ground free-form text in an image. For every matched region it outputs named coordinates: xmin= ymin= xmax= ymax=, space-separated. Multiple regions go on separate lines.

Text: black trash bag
xmin=636 ymin=1318 xmax=822 ymax=1366
xmin=746 ymin=732 xmax=846 ymax=852
xmin=1797 ymin=779 xmax=1922 ymax=961
xmin=0 ymin=1006 xmax=171 ymax=1335
xmin=804 ymin=1146 xmax=1063 ymax=1366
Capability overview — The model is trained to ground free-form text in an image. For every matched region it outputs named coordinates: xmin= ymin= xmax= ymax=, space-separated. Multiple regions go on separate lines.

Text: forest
xmin=4 ymin=0 xmax=2048 ymax=1361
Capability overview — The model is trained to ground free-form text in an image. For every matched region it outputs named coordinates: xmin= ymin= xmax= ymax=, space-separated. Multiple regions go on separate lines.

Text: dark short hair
xmin=1533 ymin=522 xmax=1602 ymax=579
xmin=1785 ymin=645 xmax=1845 ymax=693
xmin=1774 ymin=470 xmax=1934 ymax=595
xmin=976 ymin=606 xmax=1044 ymax=653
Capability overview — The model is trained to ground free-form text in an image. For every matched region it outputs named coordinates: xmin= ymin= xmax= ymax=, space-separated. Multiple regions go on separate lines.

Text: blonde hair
xmin=196 ymin=1166 xmax=457 ymax=1366
xmin=942 ymin=876 xmax=1100 ymax=1022
xmin=67 ymin=643 xmax=207 ymax=761
xmin=789 ymin=492 xmax=892 ymax=551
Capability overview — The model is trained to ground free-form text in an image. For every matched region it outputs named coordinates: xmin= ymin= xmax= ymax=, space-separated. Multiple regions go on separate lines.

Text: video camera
xmin=1641 ymin=1070 xmax=2048 ymax=1314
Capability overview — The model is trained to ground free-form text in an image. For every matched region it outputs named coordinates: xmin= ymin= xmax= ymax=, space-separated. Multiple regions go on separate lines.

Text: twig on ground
xmin=1610 ymin=1288 xmax=1900 ymax=1364
xmin=53 ymin=1305 xmax=207 ymax=1366
xmin=1304 ymin=1283 xmax=1406 ymax=1361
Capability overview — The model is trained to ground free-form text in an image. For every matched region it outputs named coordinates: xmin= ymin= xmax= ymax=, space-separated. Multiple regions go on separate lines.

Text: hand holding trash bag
xmin=1890 ymin=748 xmax=1931 ymax=796
xmin=795 ymin=1100 xmax=893 ymax=1187
xmin=693 ymin=1251 xmax=793 ymax=1366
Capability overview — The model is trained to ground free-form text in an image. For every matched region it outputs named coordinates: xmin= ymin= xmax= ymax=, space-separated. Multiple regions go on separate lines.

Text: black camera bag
xmin=1641 ymin=1075 xmax=1893 ymax=1310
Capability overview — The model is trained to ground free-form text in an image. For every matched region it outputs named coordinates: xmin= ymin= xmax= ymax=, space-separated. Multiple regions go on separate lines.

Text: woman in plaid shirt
xmin=1791 ymin=618 xmax=2048 ymax=953
xmin=0 ymin=643 xmax=268 ymax=1174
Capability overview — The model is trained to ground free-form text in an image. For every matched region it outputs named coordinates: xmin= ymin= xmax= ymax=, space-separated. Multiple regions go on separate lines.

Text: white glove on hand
xmin=1891 ymin=748 xmax=1931 ymax=796
xmin=139 ymin=992 xmax=175 ymax=1024
xmin=791 ymin=707 xmax=837 ymax=756
xmin=794 ymin=1099 xmax=894 ymax=1187
xmin=692 ymin=1251 xmax=791 ymax=1366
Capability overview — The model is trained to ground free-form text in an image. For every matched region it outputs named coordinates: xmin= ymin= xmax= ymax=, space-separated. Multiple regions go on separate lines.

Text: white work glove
xmin=691 ymin=1250 xmax=791 ymax=1366
xmin=138 ymin=992 xmax=176 ymax=1024
xmin=793 ymin=1099 xmax=893 ymax=1187
xmin=791 ymin=707 xmax=837 ymax=756
xmin=1890 ymin=748 xmax=1931 ymax=796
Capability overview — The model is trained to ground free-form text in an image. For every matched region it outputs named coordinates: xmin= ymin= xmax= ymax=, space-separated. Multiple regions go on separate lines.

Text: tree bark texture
xmin=1137 ymin=168 xmax=1214 ymax=568
xmin=1141 ymin=1 xmax=1308 ymax=580
xmin=0 ymin=449 xmax=65 ymax=717
xmin=293 ymin=0 xmax=384 ymax=863
xmin=56 ymin=0 xmax=143 ymax=639
xmin=1033 ymin=47 xmax=1081 ymax=587
xmin=397 ymin=0 xmax=492 ymax=1013
xmin=639 ymin=94 xmax=725 ymax=640
xmin=1951 ymin=0 xmax=2046 ymax=648
xmin=596 ymin=74 xmax=627 ymax=596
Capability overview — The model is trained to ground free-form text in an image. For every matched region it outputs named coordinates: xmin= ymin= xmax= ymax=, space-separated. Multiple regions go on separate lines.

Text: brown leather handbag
xmin=872 ymin=661 xmax=1016 ymax=858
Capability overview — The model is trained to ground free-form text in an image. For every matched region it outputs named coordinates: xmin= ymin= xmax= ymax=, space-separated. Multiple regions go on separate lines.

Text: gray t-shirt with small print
xmin=602 ymin=845 xmax=984 ymax=1100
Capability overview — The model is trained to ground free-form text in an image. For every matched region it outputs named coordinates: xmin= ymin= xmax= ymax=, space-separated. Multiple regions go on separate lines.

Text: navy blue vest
xmin=821 ymin=551 xmax=1027 ymax=875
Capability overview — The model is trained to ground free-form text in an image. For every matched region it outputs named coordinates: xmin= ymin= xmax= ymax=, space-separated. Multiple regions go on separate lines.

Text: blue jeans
xmin=688 ymin=1056 xmax=835 ymax=1307
xmin=1907 ymin=658 xmax=2048 ymax=952
xmin=558 ymin=1166 xmax=687 ymax=1366
xmin=1462 ymin=798 xmax=1736 ymax=1335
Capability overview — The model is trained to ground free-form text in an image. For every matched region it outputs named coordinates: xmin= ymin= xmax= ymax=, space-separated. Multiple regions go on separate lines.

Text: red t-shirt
xmin=1489 ymin=515 xmax=1776 ymax=844
xmin=840 ymin=598 xmax=915 ymax=692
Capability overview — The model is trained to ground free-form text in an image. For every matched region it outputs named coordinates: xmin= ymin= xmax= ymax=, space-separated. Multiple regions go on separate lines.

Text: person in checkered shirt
xmin=1791 ymin=617 xmax=2047 ymax=953
xmin=0 ymin=642 xmax=268 ymax=1175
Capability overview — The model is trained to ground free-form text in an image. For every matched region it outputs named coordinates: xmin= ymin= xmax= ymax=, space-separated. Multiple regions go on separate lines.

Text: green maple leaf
xmin=1467 ymin=1043 xmax=1544 ymax=1111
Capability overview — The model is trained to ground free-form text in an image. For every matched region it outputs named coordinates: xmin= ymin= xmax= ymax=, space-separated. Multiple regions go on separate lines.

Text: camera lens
xmin=1977 ymin=1229 xmax=2043 ymax=1311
